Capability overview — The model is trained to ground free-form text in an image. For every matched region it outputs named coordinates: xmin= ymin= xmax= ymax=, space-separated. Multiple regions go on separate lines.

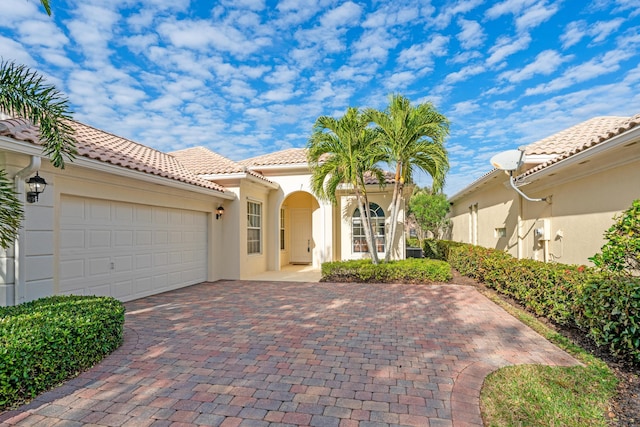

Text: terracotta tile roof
xmin=364 ymin=171 xmax=396 ymax=185
xmin=522 ymin=113 xmax=640 ymax=177
xmin=524 ymin=116 xmax=628 ymax=155
xmin=170 ymin=146 xmax=246 ymax=174
xmin=240 ymin=148 xmax=309 ymax=167
xmin=170 ymin=146 xmax=273 ymax=183
xmin=239 ymin=147 xmax=394 ymax=184
xmin=0 ymin=118 xmax=226 ymax=193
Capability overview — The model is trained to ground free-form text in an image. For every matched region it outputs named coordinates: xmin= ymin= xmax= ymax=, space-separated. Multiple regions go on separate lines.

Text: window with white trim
xmin=247 ymin=201 xmax=262 ymax=254
xmin=352 ymin=203 xmax=385 ymax=253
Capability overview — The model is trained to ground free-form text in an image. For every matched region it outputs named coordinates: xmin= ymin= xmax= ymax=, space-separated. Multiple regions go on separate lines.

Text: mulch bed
xmin=450 ymin=270 xmax=640 ymax=427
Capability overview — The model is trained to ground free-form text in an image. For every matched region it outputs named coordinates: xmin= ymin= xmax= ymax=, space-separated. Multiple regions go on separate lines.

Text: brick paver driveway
xmin=2 ymin=281 xmax=578 ymax=427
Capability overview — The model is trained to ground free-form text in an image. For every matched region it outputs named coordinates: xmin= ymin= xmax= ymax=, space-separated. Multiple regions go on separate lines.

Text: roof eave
xmin=448 ymin=169 xmax=505 ymax=203
xmin=200 ymin=172 xmax=279 ymax=190
xmin=1 ymin=136 xmax=235 ymax=200
xmin=519 ymin=125 xmax=640 ymax=181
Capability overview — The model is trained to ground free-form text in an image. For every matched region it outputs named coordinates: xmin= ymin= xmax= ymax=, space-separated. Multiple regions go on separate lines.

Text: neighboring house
xmin=448 ymin=113 xmax=640 ymax=266
xmin=0 ymin=119 xmax=405 ymax=306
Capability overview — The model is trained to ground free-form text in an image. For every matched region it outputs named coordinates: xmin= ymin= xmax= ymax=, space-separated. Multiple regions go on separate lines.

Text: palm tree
xmin=0 ymin=60 xmax=76 ymax=248
xmin=307 ymin=107 xmax=386 ymax=264
xmin=366 ymin=94 xmax=449 ymax=262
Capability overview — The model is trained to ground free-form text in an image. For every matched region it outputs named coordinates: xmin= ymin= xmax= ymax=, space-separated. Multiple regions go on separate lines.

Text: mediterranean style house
xmin=0 ymin=118 xmax=406 ymax=307
xmin=448 ymin=113 xmax=640 ymax=266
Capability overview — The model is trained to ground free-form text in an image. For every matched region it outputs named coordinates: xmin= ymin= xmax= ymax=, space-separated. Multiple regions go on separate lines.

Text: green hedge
xmin=321 ymin=258 xmax=452 ymax=283
xmin=432 ymin=240 xmax=640 ymax=362
xmin=0 ymin=295 xmax=125 ymax=410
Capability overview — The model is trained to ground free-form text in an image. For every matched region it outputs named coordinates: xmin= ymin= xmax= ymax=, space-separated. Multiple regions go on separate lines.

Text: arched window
xmin=352 ymin=203 xmax=385 ymax=253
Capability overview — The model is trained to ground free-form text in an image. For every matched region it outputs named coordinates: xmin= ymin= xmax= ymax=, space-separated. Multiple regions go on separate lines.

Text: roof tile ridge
xmin=70 ymin=119 xmax=170 ymax=156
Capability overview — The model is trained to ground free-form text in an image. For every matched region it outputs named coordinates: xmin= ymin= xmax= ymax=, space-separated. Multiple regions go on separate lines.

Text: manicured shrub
xmin=0 ymin=295 xmax=125 ymax=410
xmin=422 ymin=238 xmax=464 ymax=261
xmin=577 ymin=273 xmax=640 ymax=361
xmin=321 ymin=258 xmax=452 ymax=283
xmin=590 ymin=199 xmax=640 ymax=275
xmin=439 ymin=240 xmax=640 ymax=362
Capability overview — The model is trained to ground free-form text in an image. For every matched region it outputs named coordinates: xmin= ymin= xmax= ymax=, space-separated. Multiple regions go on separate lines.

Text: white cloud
xmin=433 ymin=0 xmax=484 ymax=30
xmin=456 ymin=18 xmax=486 ymax=49
xmin=0 ymin=36 xmax=35 ymax=65
xmin=590 ymin=18 xmax=626 ymax=43
xmin=515 ymin=1 xmax=559 ymax=31
xmin=499 ymin=50 xmax=572 ymax=83
xmin=525 ymin=48 xmax=634 ymax=96
xmin=445 ymin=64 xmax=485 ymax=84
xmin=486 ymin=34 xmax=532 ymax=66
xmin=157 ymin=19 xmax=270 ymax=56
xmin=560 ymin=20 xmax=587 ymax=49
xmin=397 ymin=35 xmax=449 ymax=70
xmin=351 ymin=28 xmax=399 ymax=63
xmin=320 ymin=1 xmax=362 ymax=27
xmin=485 ymin=0 xmax=538 ymax=19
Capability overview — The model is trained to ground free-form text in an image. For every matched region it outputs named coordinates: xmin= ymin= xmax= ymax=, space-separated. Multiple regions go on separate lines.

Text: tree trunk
xmin=355 ymin=188 xmax=379 ymax=264
xmin=384 ymin=163 xmax=402 ymax=262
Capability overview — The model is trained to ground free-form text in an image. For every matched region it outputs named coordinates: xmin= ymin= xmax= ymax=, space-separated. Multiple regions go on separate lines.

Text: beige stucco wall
xmin=1 ymin=151 xmax=228 ymax=305
xmin=449 ymin=173 xmax=519 ymax=257
xmin=520 ymin=156 xmax=640 ymax=265
xmin=449 ymin=140 xmax=640 ymax=266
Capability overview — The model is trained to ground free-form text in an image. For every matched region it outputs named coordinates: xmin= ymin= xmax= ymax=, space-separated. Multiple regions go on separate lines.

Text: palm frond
xmin=0 ymin=60 xmax=77 ymax=168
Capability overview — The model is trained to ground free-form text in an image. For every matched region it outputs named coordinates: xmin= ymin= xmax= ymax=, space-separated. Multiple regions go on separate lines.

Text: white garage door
xmin=59 ymin=195 xmax=208 ymax=302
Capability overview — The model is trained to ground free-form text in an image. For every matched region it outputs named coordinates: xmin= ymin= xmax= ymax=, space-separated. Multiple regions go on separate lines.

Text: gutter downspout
xmin=13 ymin=156 xmax=41 ymax=306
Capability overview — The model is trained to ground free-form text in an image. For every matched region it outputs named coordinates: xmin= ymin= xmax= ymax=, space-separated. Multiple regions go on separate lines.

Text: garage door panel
xmin=88 ymin=257 xmax=110 ymax=276
xmin=59 ymin=196 xmax=208 ymax=302
xmin=155 ymin=230 xmax=168 ymax=244
xmin=89 ymin=230 xmax=111 ymax=248
xmin=115 ymin=205 xmax=133 ymax=222
xmin=89 ymin=200 xmax=111 ymax=222
xmin=113 ymin=280 xmax=132 ymax=298
xmin=136 ymin=254 xmax=152 ymax=269
xmin=60 ymin=259 xmax=84 ymax=280
xmin=115 ymin=230 xmax=134 ymax=246
xmin=154 ymin=208 xmax=169 ymax=224
xmin=61 ymin=230 xmax=85 ymax=249
xmin=113 ymin=255 xmax=133 ymax=272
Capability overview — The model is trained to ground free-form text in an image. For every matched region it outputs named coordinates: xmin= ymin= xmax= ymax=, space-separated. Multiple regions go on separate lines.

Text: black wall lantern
xmin=216 ymin=206 xmax=224 ymax=220
xmin=26 ymin=172 xmax=47 ymax=203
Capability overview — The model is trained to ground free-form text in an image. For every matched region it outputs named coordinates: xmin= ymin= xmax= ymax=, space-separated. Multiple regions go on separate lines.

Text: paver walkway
xmin=1 ymin=281 xmax=579 ymax=427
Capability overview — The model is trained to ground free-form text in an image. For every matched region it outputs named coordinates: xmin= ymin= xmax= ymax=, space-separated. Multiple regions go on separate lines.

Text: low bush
xmin=0 ymin=295 xmax=125 ymax=410
xmin=422 ymin=238 xmax=464 ymax=261
xmin=321 ymin=258 xmax=452 ymax=283
xmin=435 ymin=240 xmax=640 ymax=362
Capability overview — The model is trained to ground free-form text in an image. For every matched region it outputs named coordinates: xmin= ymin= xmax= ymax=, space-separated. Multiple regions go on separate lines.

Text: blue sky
xmin=1 ymin=0 xmax=638 ymax=195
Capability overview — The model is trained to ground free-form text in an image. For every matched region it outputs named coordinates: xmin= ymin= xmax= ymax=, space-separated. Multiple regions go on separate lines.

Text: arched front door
xmin=281 ymin=191 xmax=319 ymax=266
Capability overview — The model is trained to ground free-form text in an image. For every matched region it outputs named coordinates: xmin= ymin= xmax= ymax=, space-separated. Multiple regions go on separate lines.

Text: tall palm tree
xmin=366 ymin=94 xmax=449 ymax=262
xmin=0 ymin=60 xmax=76 ymax=248
xmin=307 ymin=107 xmax=386 ymax=264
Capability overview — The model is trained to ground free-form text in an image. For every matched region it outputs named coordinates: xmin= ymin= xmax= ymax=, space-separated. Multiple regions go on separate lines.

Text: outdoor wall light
xmin=216 ymin=206 xmax=224 ymax=220
xmin=26 ymin=172 xmax=47 ymax=203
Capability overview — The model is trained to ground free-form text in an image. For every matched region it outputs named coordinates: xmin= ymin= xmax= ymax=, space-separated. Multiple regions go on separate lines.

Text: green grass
xmin=478 ymin=288 xmax=618 ymax=427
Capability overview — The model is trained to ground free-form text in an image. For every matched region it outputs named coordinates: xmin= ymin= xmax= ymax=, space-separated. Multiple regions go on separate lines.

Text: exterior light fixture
xmin=216 ymin=206 xmax=224 ymax=220
xmin=26 ymin=172 xmax=47 ymax=203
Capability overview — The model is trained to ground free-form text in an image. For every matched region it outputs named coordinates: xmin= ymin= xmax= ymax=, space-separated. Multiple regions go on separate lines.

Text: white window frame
xmin=247 ymin=201 xmax=262 ymax=255
xmin=352 ymin=203 xmax=385 ymax=253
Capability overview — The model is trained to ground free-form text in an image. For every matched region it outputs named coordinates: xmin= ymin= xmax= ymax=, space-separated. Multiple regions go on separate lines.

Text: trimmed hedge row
xmin=0 ymin=295 xmax=125 ymax=410
xmin=321 ymin=258 xmax=452 ymax=283
xmin=426 ymin=240 xmax=640 ymax=362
